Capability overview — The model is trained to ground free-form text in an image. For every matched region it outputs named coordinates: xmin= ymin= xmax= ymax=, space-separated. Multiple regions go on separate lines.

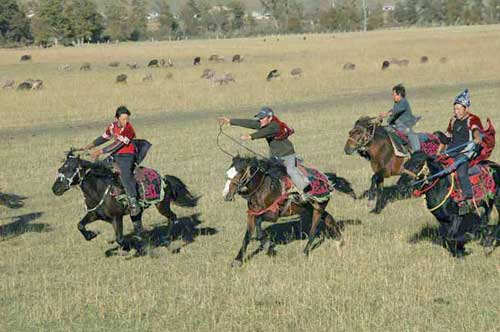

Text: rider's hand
xmin=218 ymin=117 xmax=230 ymax=126
xmin=379 ymin=111 xmax=389 ymax=118
xmin=90 ymin=149 xmax=103 ymax=160
xmin=240 ymin=134 xmax=251 ymax=141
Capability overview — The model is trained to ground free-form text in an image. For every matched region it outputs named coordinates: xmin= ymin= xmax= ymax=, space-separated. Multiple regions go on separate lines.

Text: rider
xmin=379 ymin=84 xmax=421 ymax=152
xmin=437 ymin=89 xmax=484 ymax=207
xmin=82 ymin=106 xmax=141 ymax=216
xmin=218 ymin=107 xmax=312 ymax=199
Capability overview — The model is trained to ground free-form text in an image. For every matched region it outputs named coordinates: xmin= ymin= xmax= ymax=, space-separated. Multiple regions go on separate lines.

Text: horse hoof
xmin=369 ymin=209 xmax=381 ymax=214
xmin=231 ymin=260 xmax=242 ymax=268
xmin=85 ymin=231 xmax=99 ymax=241
xmin=484 ymin=245 xmax=495 ymax=256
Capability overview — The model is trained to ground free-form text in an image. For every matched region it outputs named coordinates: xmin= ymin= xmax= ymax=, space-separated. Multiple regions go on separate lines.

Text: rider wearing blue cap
xmin=218 ymin=107 xmax=312 ymax=198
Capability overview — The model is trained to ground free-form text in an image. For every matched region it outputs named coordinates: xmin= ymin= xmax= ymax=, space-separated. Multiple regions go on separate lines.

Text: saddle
xmin=247 ymin=163 xmax=332 ymax=216
xmin=438 ymin=157 xmax=496 ymax=205
xmin=387 ymin=129 xmax=439 ymax=157
xmin=110 ymin=165 xmax=165 ymax=208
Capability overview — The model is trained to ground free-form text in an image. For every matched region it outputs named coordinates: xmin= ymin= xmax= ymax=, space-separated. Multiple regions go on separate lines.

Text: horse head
xmin=344 ymin=116 xmax=381 ymax=155
xmin=222 ymin=156 xmax=263 ymax=202
xmin=52 ymin=149 xmax=85 ymax=195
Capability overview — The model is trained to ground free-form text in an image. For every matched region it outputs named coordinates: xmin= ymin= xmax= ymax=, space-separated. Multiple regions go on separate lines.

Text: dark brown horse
xmin=52 ymin=150 xmax=198 ymax=254
xmin=223 ymin=156 xmax=356 ymax=267
xmin=344 ymin=116 xmax=439 ymax=213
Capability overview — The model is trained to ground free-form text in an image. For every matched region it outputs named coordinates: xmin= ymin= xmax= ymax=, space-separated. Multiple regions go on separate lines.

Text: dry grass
xmin=0 ymin=25 xmax=499 ymax=332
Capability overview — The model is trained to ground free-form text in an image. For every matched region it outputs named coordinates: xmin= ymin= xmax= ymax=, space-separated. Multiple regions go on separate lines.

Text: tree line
xmin=1 ymin=0 xmax=500 ymax=46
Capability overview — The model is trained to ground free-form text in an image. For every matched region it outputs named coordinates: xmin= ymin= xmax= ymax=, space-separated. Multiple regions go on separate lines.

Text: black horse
xmin=52 ymin=151 xmax=198 ymax=253
xmin=403 ymin=152 xmax=500 ymax=257
xmin=223 ymin=156 xmax=356 ymax=266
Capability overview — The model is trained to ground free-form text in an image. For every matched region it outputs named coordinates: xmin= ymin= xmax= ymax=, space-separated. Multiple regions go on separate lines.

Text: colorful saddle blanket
xmin=389 ymin=130 xmax=439 ymax=157
xmin=111 ymin=166 xmax=164 ymax=207
xmin=297 ymin=163 xmax=332 ymax=201
xmin=451 ymin=164 xmax=496 ymax=203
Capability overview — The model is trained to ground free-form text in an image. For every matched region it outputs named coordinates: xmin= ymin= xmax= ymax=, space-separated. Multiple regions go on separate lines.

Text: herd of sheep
xmin=1 ymin=50 xmax=447 ymax=91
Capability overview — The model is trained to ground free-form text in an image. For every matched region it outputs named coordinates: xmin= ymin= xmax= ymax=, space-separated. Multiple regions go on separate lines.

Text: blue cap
xmin=254 ymin=106 xmax=273 ymax=119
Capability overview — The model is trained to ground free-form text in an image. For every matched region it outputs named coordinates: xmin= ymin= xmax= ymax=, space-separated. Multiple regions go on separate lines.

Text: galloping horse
xmin=223 ymin=156 xmax=356 ymax=267
xmin=344 ymin=116 xmax=439 ymax=213
xmin=52 ymin=150 xmax=198 ymax=254
xmin=403 ymin=152 xmax=499 ymax=257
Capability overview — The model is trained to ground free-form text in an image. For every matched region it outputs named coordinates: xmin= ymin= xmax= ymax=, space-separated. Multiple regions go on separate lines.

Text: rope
xmin=86 ymin=185 xmax=111 ymax=213
xmin=217 ymin=125 xmax=268 ymax=160
xmin=428 ymin=174 xmax=455 ymax=212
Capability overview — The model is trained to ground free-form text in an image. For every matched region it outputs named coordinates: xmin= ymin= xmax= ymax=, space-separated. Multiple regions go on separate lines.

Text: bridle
xmin=57 ymin=156 xmax=91 ymax=188
xmin=230 ymin=165 xmax=265 ymax=197
xmin=347 ymin=124 xmax=377 ymax=151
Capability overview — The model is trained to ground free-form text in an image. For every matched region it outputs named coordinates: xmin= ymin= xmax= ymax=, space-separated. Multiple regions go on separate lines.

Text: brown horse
xmin=223 ymin=156 xmax=356 ymax=267
xmin=344 ymin=116 xmax=439 ymax=213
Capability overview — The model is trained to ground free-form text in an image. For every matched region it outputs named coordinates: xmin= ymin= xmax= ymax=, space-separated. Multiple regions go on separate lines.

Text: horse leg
xmin=368 ymin=172 xmax=383 ymax=200
xmin=232 ymin=214 xmax=256 ymax=267
xmin=322 ymin=211 xmax=342 ymax=241
xmin=78 ymin=213 xmax=100 ymax=241
xmin=111 ymin=215 xmax=125 ymax=248
xmin=484 ymin=197 xmax=500 ymax=255
xmin=156 ymin=198 xmax=178 ymax=246
xmin=304 ymin=207 xmax=322 ymax=256
xmin=255 ymin=217 xmax=264 ymax=240
xmin=370 ymin=172 xmax=384 ymax=214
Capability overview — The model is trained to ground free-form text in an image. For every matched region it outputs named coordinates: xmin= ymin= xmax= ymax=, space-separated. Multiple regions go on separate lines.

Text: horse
xmin=344 ymin=116 xmax=439 ymax=213
xmin=402 ymin=151 xmax=500 ymax=257
xmin=52 ymin=150 xmax=198 ymax=254
xmin=223 ymin=156 xmax=356 ymax=267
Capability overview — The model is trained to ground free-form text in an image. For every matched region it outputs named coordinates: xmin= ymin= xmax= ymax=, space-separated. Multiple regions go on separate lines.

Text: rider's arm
xmin=102 ymin=141 xmax=125 ymax=154
xmin=250 ymin=122 xmax=279 ymax=140
xmin=230 ymin=119 xmax=261 ymax=130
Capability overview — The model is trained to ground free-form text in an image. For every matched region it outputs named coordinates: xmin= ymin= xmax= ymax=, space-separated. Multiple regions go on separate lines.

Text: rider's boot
xmin=128 ymin=196 xmax=141 ymax=217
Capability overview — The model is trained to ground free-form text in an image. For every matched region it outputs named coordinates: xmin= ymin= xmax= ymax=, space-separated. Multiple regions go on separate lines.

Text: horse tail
xmin=163 ymin=175 xmax=199 ymax=207
xmin=325 ymin=173 xmax=357 ymax=200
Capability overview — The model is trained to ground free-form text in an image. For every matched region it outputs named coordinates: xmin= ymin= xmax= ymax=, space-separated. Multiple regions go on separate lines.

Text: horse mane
xmin=80 ymin=159 xmax=115 ymax=179
xmin=354 ymin=116 xmax=388 ymax=139
xmin=233 ymin=155 xmax=287 ymax=190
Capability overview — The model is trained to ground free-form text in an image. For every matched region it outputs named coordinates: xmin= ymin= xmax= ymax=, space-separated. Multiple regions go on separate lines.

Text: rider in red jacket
xmin=83 ymin=106 xmax=140 ymax=216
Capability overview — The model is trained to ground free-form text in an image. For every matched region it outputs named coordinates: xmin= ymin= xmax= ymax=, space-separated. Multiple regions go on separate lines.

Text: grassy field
xmin=1 ymin=25 xmax=499 ymax=332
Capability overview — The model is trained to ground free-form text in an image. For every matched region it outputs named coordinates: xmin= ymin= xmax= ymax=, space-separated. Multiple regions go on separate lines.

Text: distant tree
xmin=487 ymin=0 xmax=500 ymax=23
xmin=228 ymin=0 xmax=245 ymax=31
xmin=405 ymin=0 xmax=418 ymax=24
xmin=31 ymin=0 xmax=70 ymax=44
xmin=179 ymin=0 xmax=202 ymax=36
xmin=0 ymin=0 xmax=32 ymax=44
xmin=393 ymin=0 xmax=406 ymax=24
xmin=129 ymin=0 xmax=148 ymax=40
xmin=445 ymin=0 xmax=466 ymax=25
xmin=367 ymin=2 xmax=384 ymax=30
xmin=65 ymin=0 xmax=104 ymax=43
xmin=468 ymin=0 xmax=485 ymax=24
xmin=104 ymin=0 xmax=129 ymax=41
xmin=157 ymin=0 xmax=178 ymax=36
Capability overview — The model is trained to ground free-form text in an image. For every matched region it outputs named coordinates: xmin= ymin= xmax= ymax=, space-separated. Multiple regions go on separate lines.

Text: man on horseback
xmin=218 ymin=107 xmax=312 ymax=200
xmin=437 ymin=89 xmax=484 ymax=207
xmin=81 ymin=106 xmax=141 ymax=216
xmin=379 ymin=84 xmax=421 ymax=152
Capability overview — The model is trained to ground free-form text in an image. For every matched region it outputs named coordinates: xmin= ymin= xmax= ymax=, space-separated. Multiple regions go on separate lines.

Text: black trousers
xmin=114 ymin=154 xmax=138 ymax=198
xmin=455 ymin=159 xmax=473 ymax=199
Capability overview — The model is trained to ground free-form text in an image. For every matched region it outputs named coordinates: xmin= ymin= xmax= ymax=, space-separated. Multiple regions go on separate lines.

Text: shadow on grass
xmin=105 ymin=213 xmax=218 ymax=257
xmin=243 ymin=217 xmax=362 ymax=263
xmin=0 ymin=212 xmax=49 ymax=239
xmin=408 ymin=224 xmax=442 ymax=245
xmin=0 ymin=192 xmax=28 ymax=209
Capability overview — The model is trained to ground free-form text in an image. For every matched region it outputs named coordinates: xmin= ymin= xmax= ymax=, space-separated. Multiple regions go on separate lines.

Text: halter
xmin=231 ymin=165 xmax=262 ymax=195
xmin=347 ymin=124 xmax=377 ymax=151
xmin=57 ymin=162 xmax=90 ymax=187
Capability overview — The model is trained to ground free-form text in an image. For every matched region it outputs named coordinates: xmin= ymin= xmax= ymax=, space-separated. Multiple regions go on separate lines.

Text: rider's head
xmin=392 ymin=84 xmax=405 ymax=102
xmin=255 ymin=106 xmax=274 ymax=127
xmin=115 ymin=106 xmax=131 ymax=127
xmin=453 ymin=89 xmax=470 ymax=120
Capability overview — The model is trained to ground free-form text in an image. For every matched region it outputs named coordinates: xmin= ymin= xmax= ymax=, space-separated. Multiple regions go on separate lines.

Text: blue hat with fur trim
xmin=454 ymin=89 xmax=470 ymax=108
